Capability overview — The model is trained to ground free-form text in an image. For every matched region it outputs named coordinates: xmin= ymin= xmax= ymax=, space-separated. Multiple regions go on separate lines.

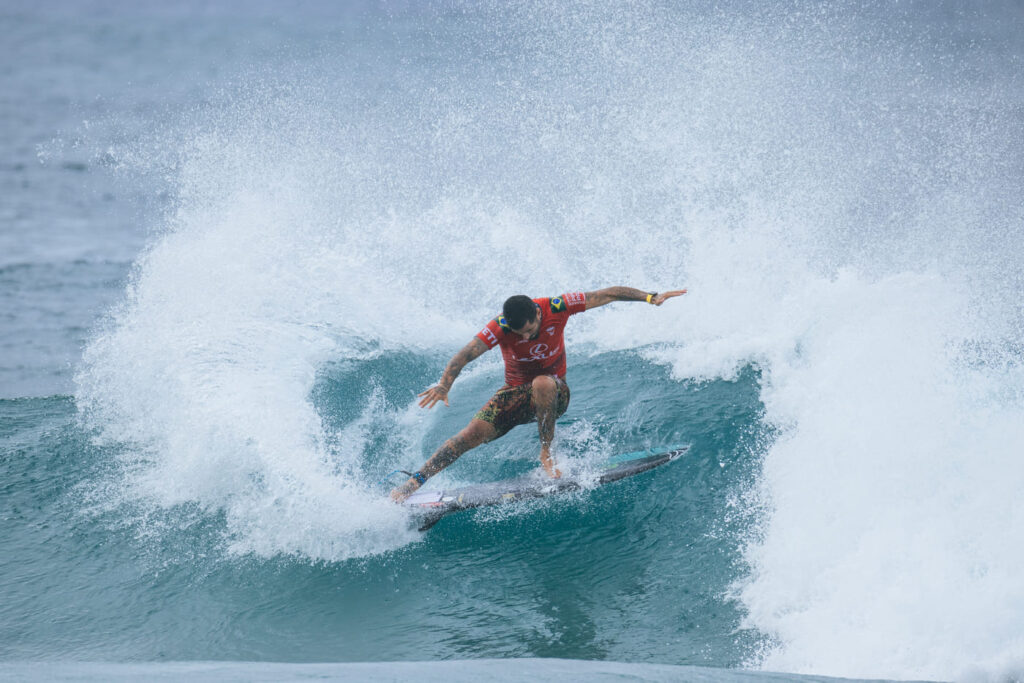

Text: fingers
xmin=417 ymin=386 xmax=449 ymax=409
xmin=654 ymin=289 xmax=688 ymax=305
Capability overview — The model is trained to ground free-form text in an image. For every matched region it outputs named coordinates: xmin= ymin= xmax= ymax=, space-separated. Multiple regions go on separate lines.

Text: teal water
xmin=0 ymin=659 xmax=942 ymax=683
xmin=4 ymin=2 xmax=1024 ymax=681
xmin=0 ymin=357 xmax=764 ymax=664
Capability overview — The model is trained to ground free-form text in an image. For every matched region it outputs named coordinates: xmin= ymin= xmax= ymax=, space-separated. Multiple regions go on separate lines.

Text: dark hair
xmin=503 ymin=295 xmax=537 ymax=330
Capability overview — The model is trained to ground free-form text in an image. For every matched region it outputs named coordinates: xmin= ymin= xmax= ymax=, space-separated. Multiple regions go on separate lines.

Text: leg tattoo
xmin=421 ymin=434 xmax=468 ymax=478
xmin=390 ymin=421 xmax=495 ymax=502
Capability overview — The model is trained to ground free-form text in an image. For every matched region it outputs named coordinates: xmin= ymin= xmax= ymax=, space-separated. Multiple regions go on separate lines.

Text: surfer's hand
xmin=418 ymin=384 xmax=449 ymax=409
xmin=653 ymin=289 xmax=687 ymax=305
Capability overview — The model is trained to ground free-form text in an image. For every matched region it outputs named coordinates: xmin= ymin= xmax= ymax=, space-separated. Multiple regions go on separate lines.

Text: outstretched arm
xmin=418 ymin=337 xmax=490 ymax=409
xmin=583 ymin=286 xmax=687 ymax=310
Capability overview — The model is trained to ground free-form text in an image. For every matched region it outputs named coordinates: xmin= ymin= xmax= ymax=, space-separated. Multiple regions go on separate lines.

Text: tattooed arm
xmin=417 ymin=337 xmax=490 ymax=409
xmin=583 ymin=286 xmax=687 ymax=310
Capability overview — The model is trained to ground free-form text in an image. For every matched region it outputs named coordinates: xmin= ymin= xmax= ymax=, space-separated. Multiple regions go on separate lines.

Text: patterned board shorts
xmin=473 ymin=375 xmax=571 ymax=438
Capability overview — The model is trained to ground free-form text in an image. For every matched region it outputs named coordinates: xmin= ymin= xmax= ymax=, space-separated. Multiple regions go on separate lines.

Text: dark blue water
xmin=3 ymin=2 xmax=1024 ymax=681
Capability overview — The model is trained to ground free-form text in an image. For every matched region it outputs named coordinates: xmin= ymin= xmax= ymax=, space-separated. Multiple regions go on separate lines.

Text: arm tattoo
xmin=602 ymin=286 xmax=649 ymax=302
xmin=439 ymin=339 xmax=487 ymax=390
xmin=585 ymin=286 xmax=650 ymax=309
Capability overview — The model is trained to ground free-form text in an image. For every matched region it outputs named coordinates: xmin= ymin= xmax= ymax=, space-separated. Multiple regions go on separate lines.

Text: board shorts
xmin=473 ymin=376 xmax=570 ymax=438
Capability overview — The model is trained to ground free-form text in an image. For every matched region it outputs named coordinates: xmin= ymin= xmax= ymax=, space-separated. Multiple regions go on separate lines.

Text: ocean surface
xmin=3 ymin=1 xmax=1024 ymax=681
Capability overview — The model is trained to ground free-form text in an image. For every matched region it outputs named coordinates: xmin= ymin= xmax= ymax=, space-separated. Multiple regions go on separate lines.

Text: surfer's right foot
xmin=540 ymin=448 xmax=562 ymax=478
xmin=543 ymin=463 xmax=562 ymax=478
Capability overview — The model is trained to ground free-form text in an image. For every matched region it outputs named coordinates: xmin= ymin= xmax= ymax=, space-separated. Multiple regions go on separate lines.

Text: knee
xmin=532 ymin=375 xmax=556 ymax=391
xmin=531 ymin=375 xmax=557 ymax=403
xmin=462 ymin=420 xmax=496 ymax=445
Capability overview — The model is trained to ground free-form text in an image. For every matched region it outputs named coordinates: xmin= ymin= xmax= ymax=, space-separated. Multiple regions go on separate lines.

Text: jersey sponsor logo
xmin=480 ymin=326 xmax=498 ymax=346
xmin=565 ymin=291 xmax=585 ymax=307
xmin=549 ymin=297 xmax=566 ymax=313
xmin=513 ymin=343 xmax=561 ymax=362
xmin=496 ymin=315 xmax=511 ymax=332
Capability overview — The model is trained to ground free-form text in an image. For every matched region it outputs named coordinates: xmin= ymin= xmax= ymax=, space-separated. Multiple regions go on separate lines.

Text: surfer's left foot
xmin=389 ymin=480 xmax=419 ymax=503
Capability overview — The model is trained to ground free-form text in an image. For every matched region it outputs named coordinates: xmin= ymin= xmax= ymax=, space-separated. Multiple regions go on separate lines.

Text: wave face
xmin=9 ymin=0 xmax=1022 ymax=679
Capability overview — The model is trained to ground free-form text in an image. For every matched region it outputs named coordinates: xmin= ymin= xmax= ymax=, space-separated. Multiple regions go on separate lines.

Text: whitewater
xmin=2 ymin=1 xmax=1024 ymax=681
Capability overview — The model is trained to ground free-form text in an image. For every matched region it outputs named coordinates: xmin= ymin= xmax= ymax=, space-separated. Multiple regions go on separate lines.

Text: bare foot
xmin=542 ymin=460 xmax=562 ymax=479
xmin=389 ymin=480 xmax=419 ymax=503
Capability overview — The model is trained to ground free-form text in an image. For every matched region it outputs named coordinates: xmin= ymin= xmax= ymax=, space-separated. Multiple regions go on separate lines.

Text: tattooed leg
xmin=420 ymin=433 xmax=469 ymax=478
xmin=390 ymin=419 xmax=496 ymax=501
xmin=531 ymin=376 xmax=561 ymax=478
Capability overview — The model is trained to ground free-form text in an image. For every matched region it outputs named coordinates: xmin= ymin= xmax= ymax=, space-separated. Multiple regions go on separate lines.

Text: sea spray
xmin=69 ymin=1 xmax=1024 ymax=677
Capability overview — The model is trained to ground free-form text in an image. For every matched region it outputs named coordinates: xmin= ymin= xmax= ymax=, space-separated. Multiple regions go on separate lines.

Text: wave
xmin=72 ymin=2 xmax=1024 ymax=680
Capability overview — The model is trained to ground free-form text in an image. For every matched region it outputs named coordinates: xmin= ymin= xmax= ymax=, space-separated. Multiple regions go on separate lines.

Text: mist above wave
xmin=71 ymin=3 xmax=1024 ymax=677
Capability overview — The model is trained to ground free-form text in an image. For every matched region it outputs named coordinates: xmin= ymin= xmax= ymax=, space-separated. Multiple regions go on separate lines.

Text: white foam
xmin=73 ymin=4 xmax=1024 ymax=677
xmin=731 ymin=272 xmax=1024 ymax=681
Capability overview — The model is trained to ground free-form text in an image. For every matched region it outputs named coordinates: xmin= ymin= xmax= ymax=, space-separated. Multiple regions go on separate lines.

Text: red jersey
xmin=475 ymin=292 xmax=587 ymax=386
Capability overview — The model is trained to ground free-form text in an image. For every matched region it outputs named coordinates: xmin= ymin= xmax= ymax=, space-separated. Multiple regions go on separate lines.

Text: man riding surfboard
xmin=390 ymin=286 xmax=686 ymax=502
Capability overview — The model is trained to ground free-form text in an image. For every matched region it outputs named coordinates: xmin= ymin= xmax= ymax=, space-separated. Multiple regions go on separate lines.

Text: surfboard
xmin=402 ymin=444 xmax=689 ymax=531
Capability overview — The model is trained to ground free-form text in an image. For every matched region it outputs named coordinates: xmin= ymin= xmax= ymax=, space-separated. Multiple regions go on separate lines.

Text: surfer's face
xmin=511 ymin=314 xmax=541 ymax=340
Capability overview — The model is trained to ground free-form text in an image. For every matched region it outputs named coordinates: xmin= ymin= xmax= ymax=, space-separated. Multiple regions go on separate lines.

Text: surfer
xmin=389 ymin=287 xmax=686 ymax=502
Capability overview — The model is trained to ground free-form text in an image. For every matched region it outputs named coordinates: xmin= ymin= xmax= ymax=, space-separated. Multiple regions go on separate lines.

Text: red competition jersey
xmin=475 ymin=292 xmax=587 ymax=386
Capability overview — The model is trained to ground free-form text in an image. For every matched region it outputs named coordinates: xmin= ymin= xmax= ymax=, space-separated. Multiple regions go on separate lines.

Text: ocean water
xmin=2 ymin=1 xmax=1024 ymax=681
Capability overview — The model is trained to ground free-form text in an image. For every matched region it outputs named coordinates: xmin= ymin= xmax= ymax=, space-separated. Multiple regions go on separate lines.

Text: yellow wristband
xmin=646 ymin=292 xmax=655 ymax=304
